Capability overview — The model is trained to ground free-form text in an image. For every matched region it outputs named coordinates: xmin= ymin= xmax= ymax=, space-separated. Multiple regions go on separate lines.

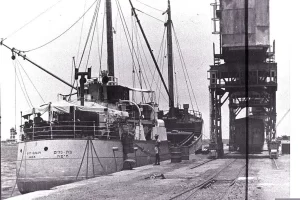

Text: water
xmin=1 ymin=144 xmax=21 ymax=199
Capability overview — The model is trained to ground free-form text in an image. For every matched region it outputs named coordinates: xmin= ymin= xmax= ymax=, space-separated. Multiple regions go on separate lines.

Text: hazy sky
xmin=0 ymin=0 xmax=292 ymax=140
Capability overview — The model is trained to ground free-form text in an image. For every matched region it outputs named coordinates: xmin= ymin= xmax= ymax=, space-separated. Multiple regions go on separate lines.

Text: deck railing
xmin=22 ymin=121 xmax=120 ymax=141
xmin=162 ymin=109 xmax=202 ymax=119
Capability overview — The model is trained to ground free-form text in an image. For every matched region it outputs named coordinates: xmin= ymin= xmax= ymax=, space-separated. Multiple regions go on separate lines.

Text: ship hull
xmin=16 ymin=139 xmax=170 ymax=194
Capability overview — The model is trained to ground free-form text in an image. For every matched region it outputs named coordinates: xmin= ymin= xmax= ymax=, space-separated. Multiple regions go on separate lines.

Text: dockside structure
xmin=208 ymin=0 xmax=277 ymax=157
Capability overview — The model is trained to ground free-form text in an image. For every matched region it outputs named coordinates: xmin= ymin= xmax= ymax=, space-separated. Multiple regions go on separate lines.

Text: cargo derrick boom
xmin=208 ymin=0 xmax=277 ymax=157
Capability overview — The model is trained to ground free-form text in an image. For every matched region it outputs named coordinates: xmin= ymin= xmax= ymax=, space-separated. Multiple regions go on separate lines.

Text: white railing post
xmin=33 ymin=123 xmax=35 ymax=140
xmin=73 ymin=107 xmax=76 ymax=138
xmin=93 ymin=121 xmax=95 ymax=138
xmin=50 ymin=123 xmax=53 ymax=139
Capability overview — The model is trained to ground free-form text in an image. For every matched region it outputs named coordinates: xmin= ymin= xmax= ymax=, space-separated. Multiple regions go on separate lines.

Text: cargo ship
xmin=1 ymin=0 xmax=203 ymax=194
xmin=158 ymin=0 xmax=203 ymax=149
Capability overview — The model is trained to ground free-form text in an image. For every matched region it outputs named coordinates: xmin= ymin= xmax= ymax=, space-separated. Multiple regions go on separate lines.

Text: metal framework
xmin=208 ymin=0 xmax=277 ymax=157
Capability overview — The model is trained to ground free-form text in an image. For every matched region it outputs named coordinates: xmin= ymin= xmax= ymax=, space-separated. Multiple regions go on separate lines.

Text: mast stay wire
xmin=117 ymin=0 xmax=165 ymax=100
xmin=135 ymin=21 xmax=156 ymax=90
xmin=135 ymin=23 xmax=145 ymax=102
xmin=98 ymin=5 xmax=106 ymax=77
xmin=135 ymin=23 xmax=168 ymax=103
xmin=134 ymin=8 xmax=165 ymax=23
xmin=174 ymin=65 xmax=179 ymax=107
xmin=135 ymin=0 xmax=164 ymax=12
xmin=157 ymin=32 xmax=168 ymax=104
xmin=132 ymin=10 xmax=168 ymax=103
xmin=117 ymin=0 xmax=168 ymax=104
xmin=131 ymin=13 xmax=136 ymax=100
xmin=3 ymin=0 xmax=64 ymax=42
xmin=15 ymin=62 xmax=33 ymax=107
xmin=15 ymin=56 xmax=17 ymax=131
xmin=78 ymin=0 xmax=101 ymax=69
xmin=134 ymin=21 xmax=155 ymax=102
xmin=172 ymin=24 xmax=200 ymax=113
xmin=151 ymin=14 xmax=168 ymax=101
xmin=172 ymin=28 xmax=194 ymax=112
xmin=17 ymin=0 xmax=99 ymax=53
xmin=118 ymin=0 xmax=160 ymax=103
xmin=133 ymin=20 xmax=148 ymax=91
xmin=157 ymin=56 xmax=165 ymax=104
xmin=68 ymin=0 xmax=101 ymax=99
xmin=115 ymin=0 xmax=143 ymax=87
xmin=16 ymin=59 xmax=45 ymax=103
xmin=131 ymin=9 xmax=150 ymax=102
xmin=76 ymin=0 xmax=88 ymax=65
xmin=150 ymin=25 xmax=166 ymax=88
xmin=85 ymin=0 xmax=102 ymax=71
xmin=12 ymin=61 xmax=32 ymax=108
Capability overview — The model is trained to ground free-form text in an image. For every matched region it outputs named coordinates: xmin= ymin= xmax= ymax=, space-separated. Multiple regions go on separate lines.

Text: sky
xmin=0 ymin=0 xmax=292 ymax=141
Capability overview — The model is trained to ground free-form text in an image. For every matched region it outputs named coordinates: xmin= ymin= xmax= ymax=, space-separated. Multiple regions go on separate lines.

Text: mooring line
xmin=10 ymin=142 xmax=26 ymax=197
xmin=76 ymin=139 xmax=89 ymax=180
xmin=90 ymin=139 xmax=106 ymax=173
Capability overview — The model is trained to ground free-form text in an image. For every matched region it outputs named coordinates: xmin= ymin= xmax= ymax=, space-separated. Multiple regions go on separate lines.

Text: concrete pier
xmin=8 ymin=152 xmax=289 ymax=200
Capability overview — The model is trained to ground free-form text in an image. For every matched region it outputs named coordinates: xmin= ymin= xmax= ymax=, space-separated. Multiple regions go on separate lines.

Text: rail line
xmin=170 ymin=158 xmax=241 ymax=200
xmin=189 ymin=159 xmax=215 ymax=169
xmin=189 ymin=152 xmax=230 ymax=170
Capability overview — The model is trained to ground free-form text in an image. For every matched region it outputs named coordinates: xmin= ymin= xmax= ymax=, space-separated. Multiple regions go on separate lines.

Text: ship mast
xmin=106 ymin=0 xmax=114 ymax=77
xmin=166 ymin=0 xmax=175 ymax=117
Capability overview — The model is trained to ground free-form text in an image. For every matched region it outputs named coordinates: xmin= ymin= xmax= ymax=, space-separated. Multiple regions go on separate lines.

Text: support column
xmin=229 ymin=96 xmax=236 ymax=151
xmin=209 ymin=87 xmax=223 ymax=157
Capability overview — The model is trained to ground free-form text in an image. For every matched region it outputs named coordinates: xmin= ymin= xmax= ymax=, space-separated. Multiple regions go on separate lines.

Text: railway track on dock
xmin=190 ymin=152 xmax=230 ymax=170
xmin=170 ymin=158 xmax=246 ymax=200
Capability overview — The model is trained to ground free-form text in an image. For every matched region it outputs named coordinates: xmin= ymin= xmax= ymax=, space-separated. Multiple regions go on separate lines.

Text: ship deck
xmin=8 ymin=150 xmax=290 ymax=200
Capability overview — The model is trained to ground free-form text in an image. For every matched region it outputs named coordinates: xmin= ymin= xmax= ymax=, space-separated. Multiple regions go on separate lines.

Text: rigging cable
xmin=135 ymin=0 xmax=164 ymax=12
xmin=157 ymin=31 xmax=168 ymax=103
xmin=14 ymin=56 xmax=17 ymax=132
xmin=174 ymin=67 xmax=179 ymax=107
xmin=16 ymin=59 xmax=45 ymax=103
xmin=150 ymin=26 xmax=166 ymax=88
xmin=18 ymin=0 xmax=99 ymax=53
xmin=136 ymin=27 xmax=159 ymax=102
xmin=115 ymin=0 xmax=143 ymax=88
xmin=76 ymin=0 xmax=88 ymax=64
xmin=131 ymin=14 xmax=136 ymax=101
xmin=97 ymin=5 xmax=106 ymax=77
xmin=68 ymin=0 xmax=101 ymax=99
xmin=77 ymin=0 xmax=101 ymax=69
xmin=3 ymin=0 xmax=64 ymax=41
xmin=85 ymin=0 xmax=102 ymax=71
xmin=157 ymin=40 xmax=167 ymax=104
xmin=135 ymin=23 xmax=168 ymax=103
xmin=16 ymin=62 xmax=33 ymax=107
xmin=12 ymin=61 xmax=32 ymax=108
xmin=172 ymin=31 xmax=194 ymax=111
xmin=135 ymin=8 xmax=164 ymax=23
xmin=133 ymin=19 xmax=145 ymax=90
xmin=114 ymin=6 xmax=120 ymax=79
xmin=173 ymin=24 xmax=200 ymax=113
xmin=71 ymin=57 xmax=75 ymax=86
xmin=134 ymin=21 xmax=147 ymax=102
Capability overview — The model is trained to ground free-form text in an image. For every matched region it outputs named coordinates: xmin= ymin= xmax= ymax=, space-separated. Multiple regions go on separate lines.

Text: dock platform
xmin=8 ymin=152 xmax=289 ymax=200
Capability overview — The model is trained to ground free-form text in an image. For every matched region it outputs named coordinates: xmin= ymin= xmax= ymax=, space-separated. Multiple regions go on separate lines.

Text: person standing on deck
xmin=154 ymin=134 xmax=161 ymax=165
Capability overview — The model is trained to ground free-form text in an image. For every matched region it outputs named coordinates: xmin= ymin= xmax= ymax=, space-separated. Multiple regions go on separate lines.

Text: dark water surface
xmin=1 ymin=144 xmax=21 ymax=199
